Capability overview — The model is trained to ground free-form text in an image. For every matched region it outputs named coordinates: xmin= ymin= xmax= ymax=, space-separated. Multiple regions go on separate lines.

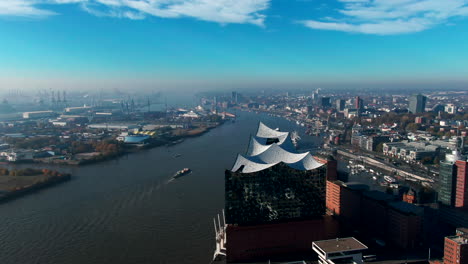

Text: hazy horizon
xmin=1 ymin=0 xmax=468 ymax=91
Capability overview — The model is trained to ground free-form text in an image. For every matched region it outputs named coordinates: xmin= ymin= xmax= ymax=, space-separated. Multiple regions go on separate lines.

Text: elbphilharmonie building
xmin=225 ymin=122 xmax=327 ymax=225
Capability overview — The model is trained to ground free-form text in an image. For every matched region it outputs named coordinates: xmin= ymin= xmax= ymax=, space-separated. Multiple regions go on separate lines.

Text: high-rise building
xmin=336 ymin=99 xmax=345 ymax=111
xmin=439 ymin=151 xmax=460 ymax=206
xmin=409 ymin=94 xmax=427 ymax=114
xmin=355 ymin=96 xmax=363 ymax=110
xmin=231 ymin=91 xmax=238 ymax=103
xmin=455 ymin=160 xmax=468 ymax=209
xmin=443 ymin=228 xmax=468 ymax=264
xmin=226 ymin=122 xmax=327 ymax=225
xmin=223 ymin=122 xmax=338 ymax=262
xmin=321 ymin=97 xmax=332 ymax=108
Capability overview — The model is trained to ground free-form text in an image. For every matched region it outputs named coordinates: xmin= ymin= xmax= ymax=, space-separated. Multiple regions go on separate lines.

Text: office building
xmin=444 ymin=228 xmax=468 ymax=264
xmin=439 ymin=151 xmax=460 ymax=206
xmin=320 ymin=97 xmax=331 ymax=108
xmin=409 ymin=94 xmax=427 ymax=114
xmin=355 ymin=96 xmax=363 ymax=110
xmin=336 ymin=99 xmax=345 ymax=112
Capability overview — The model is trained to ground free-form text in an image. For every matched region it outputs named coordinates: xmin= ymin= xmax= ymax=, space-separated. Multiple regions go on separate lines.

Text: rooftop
xmin=313 ymin=237 xmax=368 ymax=254
xmin=447 ymin=235 xmax=468 ymax=245
xmin=231 ymin=122 xmax=324 ymax=173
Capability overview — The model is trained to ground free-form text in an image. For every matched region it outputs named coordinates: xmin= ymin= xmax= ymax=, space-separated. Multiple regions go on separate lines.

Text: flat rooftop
xmin=313 ymin=237 xmax=367 ymax=254
xmin=448 ymin=235 xmax=468 ymax=245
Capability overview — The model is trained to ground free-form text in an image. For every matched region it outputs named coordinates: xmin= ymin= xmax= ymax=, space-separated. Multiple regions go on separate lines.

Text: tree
xmin=405 ymin=123 xmax=420 ymax=132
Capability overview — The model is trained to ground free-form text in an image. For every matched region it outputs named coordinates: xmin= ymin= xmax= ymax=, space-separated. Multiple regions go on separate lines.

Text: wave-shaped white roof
xmin=256 ymin=122 xmax=289 ymax=138
xmin=246 ymin=135 xmax=296 ymax=156
xmin=231 ymin=122 xmax=324 ymax=173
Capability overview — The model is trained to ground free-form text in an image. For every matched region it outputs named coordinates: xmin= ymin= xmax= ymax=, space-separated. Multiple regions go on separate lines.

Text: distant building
xmin=432 ymin=104 xmax=446 ymax=114
xmin=0 ymin=149 xmax=34 ymax=162
xmin=415 ymin=116 xmax=425 ymax=124
xmin=403 ymin=189 xmax=417 ymax=204
xmin=445 ymin=104 xmax=458 ymax=115
xmin=312 ymin=237 xmax=367 ymax=264
xmin=352 ymin=134 xmax=390 ymax=152
xmin=344 ymin=108 xmax=359 ymax=119
xmin=65 ymin=106 xmax=92 ymax=114
xmin=409 ymin=94 xmax=427 ymax=114
xmin=22 ymin=110 xmax=55 ymax=119
xmin=336 ymin=99 xmax=345 ymax=112
xmin=231 ymin=91 xmax=238 ymax=103
xmin=443 ymin=228 xmax=468 ymax=264
xmin=87 ymin=123 xmax=140 ymax=130
xmin=320 ymin=97 xmax=332 ymax=108
xmin=383 ymin=141 xmax=439 ymax=163
xmin=355 ymin=96 xmax=363 ymax=110
xmin=123 ymin=134 xmax=150 ymax=144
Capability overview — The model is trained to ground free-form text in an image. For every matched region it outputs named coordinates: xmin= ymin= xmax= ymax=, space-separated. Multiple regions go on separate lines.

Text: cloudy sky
xmin=1 ymin=0 xmax=468 ymax=90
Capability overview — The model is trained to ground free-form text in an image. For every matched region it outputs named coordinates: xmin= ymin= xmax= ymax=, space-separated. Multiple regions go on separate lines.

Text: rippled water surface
xmin=1 ymin=111 xmax=321 ymax=264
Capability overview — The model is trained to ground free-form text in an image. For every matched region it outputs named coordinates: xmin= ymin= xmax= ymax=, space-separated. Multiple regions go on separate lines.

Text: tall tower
xmin=409 ymin=94 xmax=427 ymax=114
xmin=439 ymin=151 xmax=460 ymax=206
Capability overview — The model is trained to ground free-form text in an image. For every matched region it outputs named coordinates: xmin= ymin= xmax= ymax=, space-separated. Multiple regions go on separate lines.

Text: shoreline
xmin=24 ymin=121 xmax=225 ymax=167
xmin=0 ymin=173 xmax=71 ymax=204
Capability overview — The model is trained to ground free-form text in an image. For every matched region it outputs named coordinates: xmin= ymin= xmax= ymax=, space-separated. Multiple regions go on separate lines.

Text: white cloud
xmin=300 ymin=0 xmax=468 ymax=35
xmin=0 ymin=0 xmax=270 ymax=25
xmin=0 ymin=0 xmax=56 ymax=17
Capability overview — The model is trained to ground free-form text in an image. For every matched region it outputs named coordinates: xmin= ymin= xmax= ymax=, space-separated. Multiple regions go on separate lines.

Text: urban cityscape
xmin=1 ymin=0 xmax=468 ymax=264
xmin=0 ymin=87 xmax=467 ymax=263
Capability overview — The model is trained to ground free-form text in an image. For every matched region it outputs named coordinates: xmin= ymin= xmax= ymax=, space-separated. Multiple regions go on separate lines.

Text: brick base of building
xmin=226 ymin=216 xmax=339 ymax=263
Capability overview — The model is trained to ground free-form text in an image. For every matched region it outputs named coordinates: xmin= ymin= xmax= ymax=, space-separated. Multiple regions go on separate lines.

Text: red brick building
xmin=326 ymin=181 xmax=367 ymax=230
xmin=443 ymin=228 xmax=468 ymax=264
xmin=455 ymin=161 xmax=468 ymax=209
xmin=403 ymin=189 xmax=417 ymax=204
xmin=326 ymin=180 xmax=424 ymax=249
xmin=226 ymin=217 xmax=339 ymax=263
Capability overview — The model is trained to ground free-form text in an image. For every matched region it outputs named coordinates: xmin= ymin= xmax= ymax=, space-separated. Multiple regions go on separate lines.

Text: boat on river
xmin=173 ymin=168 xmax=192 ymax=179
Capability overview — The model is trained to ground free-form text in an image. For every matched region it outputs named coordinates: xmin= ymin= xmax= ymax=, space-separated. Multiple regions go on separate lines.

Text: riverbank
xmin=27 ymin=122 xmax=224 ymax=166
xmin=0 ymin=171 xmax=71 ymax=203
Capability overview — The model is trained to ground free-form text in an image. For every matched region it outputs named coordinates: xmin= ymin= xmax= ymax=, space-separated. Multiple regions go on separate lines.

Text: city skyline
xmin=1 ymin=0 xmax=468 ymax=90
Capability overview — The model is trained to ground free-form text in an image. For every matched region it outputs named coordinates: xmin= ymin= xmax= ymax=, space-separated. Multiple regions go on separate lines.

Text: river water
xmin=0 ymin=111 xmax=321 ymax=264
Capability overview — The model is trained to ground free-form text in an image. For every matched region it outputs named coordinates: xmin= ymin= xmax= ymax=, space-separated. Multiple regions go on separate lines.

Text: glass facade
xmin=439 ymin=160 xmax=456 ymax=206
xmin=225 ymin=163 xmax=327 ymax=225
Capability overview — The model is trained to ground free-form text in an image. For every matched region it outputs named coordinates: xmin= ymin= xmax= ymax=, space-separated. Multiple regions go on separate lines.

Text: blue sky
xmin=1 ymin=0 xmax=468 ymax=90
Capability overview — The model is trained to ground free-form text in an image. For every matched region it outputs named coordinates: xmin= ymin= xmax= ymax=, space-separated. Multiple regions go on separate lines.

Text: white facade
xmin=23 ymin=111 xmax=54 ymax=119
xmin=445 ymin=104 xmax=457 ymax=114
xmin=312 ymin=238 xmax=367 ymax=264
xmin=0 ymin=150 xmax=34 ymax=162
